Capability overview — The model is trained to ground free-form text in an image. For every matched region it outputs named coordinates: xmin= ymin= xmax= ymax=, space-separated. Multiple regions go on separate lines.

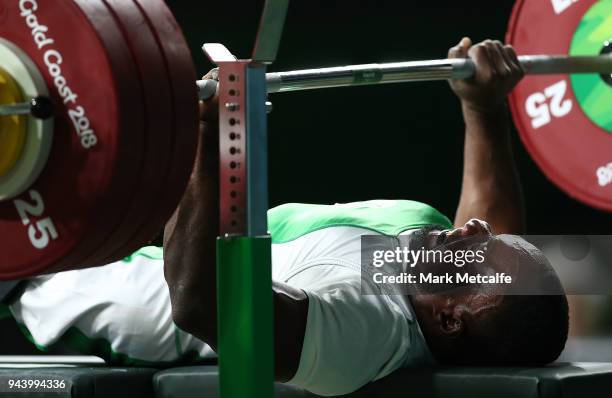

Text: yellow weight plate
xmin=0 ymin=67 xmax=26 ymax=178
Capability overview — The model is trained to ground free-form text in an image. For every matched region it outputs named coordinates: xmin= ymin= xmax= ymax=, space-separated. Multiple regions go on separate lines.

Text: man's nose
xmin=448 ymin=219 xmax=492 ymax=237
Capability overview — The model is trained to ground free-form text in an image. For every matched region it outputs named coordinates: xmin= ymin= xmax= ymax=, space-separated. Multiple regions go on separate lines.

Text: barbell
xmin=195 ymin=55 xmax=612 ymax=99
xmin=0 ymin=0 xmax=610 ymax=279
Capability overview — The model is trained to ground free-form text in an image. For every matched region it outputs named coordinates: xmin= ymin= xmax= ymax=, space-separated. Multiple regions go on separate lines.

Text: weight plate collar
xmin=0 ymin=66 xmax=26 ymax=179
xmin=0 ymin=39 xmax=52 ymax=203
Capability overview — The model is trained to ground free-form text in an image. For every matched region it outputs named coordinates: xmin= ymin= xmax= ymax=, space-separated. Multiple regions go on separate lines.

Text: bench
xmin=2 ymin=359 xmax=612 ymax=397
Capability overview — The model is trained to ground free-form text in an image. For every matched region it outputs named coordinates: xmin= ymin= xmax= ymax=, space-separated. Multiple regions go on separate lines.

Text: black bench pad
xmin=0 ymin=367 xmax=155 ymax=398
xmin=153 ymin=366 xmax=317 ymax=398
xmin=153 ymin=362 xmax=612 ymax=398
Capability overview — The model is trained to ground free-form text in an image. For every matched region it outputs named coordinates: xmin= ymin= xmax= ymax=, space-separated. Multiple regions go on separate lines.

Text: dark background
xmin=2 ymin=0 xmax=610 ymax=355
xmin=171 ymin=0 xmax=611 ymax=234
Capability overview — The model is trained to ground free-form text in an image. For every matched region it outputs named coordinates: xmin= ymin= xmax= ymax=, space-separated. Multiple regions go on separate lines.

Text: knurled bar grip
xmin=197 ymin=55 xmax=612 ymax=100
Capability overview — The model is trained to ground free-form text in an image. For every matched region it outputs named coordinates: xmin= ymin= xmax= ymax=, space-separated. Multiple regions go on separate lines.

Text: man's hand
xmin=197 ymin=68 xmax=220 ymax=169
xmin=450 ymin=38 xmax=526 ymax=235
xmin=199 ymin=68 xmax=219 ymax=128
xmin=448 ymin=38 xmax=524 ymax=115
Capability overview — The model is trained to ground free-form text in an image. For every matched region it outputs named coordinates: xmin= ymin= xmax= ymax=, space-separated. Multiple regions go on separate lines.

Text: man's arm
xmin=449 ymin=38 xmax=526 ymax=234
xmin=163 ymin=74 xmax=308 ymax=382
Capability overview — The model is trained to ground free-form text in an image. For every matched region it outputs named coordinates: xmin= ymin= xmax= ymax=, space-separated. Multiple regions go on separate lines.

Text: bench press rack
xmin=205 ymin=1 xmax=289 ymax=397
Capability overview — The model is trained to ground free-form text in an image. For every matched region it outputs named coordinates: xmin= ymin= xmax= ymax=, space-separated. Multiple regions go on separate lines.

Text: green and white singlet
xmin=4 ymin=199 xmax=451 ymax=396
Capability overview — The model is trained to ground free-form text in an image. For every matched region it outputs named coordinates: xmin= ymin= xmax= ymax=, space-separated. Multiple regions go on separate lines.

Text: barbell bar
xmin=196 ymin=54 xmax=612 ymax=100
xmin=5 ymin=55 xmax=611 ymax=115
xmin=0 ymin=96 xmax=53 ymax=119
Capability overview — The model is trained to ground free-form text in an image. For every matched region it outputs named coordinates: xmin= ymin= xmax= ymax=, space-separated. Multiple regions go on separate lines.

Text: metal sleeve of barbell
xmin=196 ymin=55 xmax=612 ymax=99
xmin=518 ymin=55 xmax=612 ymax=74
xmin=0 ymin=102 xmax=31 ymax=116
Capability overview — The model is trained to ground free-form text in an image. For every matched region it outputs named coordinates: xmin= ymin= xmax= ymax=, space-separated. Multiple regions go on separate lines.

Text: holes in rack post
xmin=218 ymin=62 xmax=249 ymax=235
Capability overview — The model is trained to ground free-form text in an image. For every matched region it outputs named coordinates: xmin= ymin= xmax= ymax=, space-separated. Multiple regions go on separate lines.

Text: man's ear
xmin=439 ymin=307 xmax=464 ymax=336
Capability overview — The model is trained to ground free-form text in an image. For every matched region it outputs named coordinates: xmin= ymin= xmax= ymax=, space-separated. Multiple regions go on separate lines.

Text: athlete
xmin=2 ymin=38 xmax=568 ymax=396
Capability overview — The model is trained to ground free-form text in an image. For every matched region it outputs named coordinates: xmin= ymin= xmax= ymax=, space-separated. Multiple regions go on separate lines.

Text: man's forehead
xmin=495 ymin=234 xmax=536 ymax=251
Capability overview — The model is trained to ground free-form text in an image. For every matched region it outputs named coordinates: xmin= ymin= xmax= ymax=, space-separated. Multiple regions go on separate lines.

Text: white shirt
xmin=275 ymin=226 xmax=433 ymax=396
xmin=9 ymin=225 xmax=433 ymax=395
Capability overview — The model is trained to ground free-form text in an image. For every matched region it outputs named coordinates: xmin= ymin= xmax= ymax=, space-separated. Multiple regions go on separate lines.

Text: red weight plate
xmin=507 ymin=0 xmax=612 ymax=211
xmin=134 ymin=0 xmax=198 ymax=240
xmin=100 ymin=0 xmax=191 ymax=263
xmin=109 ymin=0 xmax=198 ymax=257
xmin=78 ymin=0 xmax=175 ymax=265
xmin=0 ymin=0 xmax=144 ymax=279
xmin=56 ymin=0 xmax=147 ymax=271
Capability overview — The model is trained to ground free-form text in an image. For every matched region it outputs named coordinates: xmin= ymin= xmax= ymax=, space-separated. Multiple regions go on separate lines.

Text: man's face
xmin=416 ymin=219 xmax=523 ymax=280
xmin=407 ymin=219 xmax=499 ymax=291
xmin=408 ymin=219 xmax=520 ymax=341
